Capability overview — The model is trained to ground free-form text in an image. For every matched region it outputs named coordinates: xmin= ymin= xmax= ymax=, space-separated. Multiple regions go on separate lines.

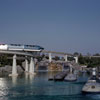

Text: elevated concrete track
xmin=0 ymin=50 xmax=33 ymax=56
xmin=42 ymin=50 xmax=72 ymax=56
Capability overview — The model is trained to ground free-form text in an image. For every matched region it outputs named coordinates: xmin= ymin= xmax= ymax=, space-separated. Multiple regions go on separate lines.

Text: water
xmin=0 ymin=72 xmax=100 ymax=100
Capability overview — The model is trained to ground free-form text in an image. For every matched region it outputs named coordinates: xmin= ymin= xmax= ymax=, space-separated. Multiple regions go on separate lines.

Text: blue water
xmin=0 ymin=72 xmax=100 ymax=100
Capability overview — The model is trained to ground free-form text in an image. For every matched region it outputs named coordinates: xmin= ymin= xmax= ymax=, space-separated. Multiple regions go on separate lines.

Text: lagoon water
xmin=0 ymin=72 xmax=100 ymax=100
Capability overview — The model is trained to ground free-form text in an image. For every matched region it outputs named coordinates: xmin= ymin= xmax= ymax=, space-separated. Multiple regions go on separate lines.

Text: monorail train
xmin=0 ymin=44 xmax=44 ymax=51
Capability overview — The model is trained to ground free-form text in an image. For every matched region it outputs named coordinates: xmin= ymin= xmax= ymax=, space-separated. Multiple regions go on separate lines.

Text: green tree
xmin=53 ymin=56 xmax=60 ymax=61
xmin=73 ymin=52 xmax=79 ymax=56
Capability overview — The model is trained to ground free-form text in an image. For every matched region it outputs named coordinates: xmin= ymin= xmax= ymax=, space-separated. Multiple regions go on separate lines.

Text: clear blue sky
xmin=0 ymin=0 xmax=100 ymax=54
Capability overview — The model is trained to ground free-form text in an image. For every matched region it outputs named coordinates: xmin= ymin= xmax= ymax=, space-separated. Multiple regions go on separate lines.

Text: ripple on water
xmin=0 ymin=72 xmax=100 ymax=100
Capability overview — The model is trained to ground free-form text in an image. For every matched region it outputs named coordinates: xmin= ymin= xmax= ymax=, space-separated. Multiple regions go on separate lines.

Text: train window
xmin=25 ymin=45 xmax=30 ymax=47
xmin=0 ymin=44 xmax=5 ymax=45
xmin=17 ymin=44 xmax=21 ymax=46
xmin=10 ymin=44 xmax=22 ymax=46
xmin=10 ymin=44 xmax=17 ymax=46
xmin=24 ymin=44 xmax=44 ymax=50
xmin=10 ymin=44 xmax=14 ymax=46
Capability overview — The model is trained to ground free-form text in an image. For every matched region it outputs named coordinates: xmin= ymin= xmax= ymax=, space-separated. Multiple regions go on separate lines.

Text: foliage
xmin=0 ymin=54 xmax=12 ymax=67
xmin=0 ymin=54 xmax=24 ymax=67
xmin=52 ymin=56 xmax=60 ymax=61
xmin=93 ymin=53 xmax=100 ymax=56
xmin=78 ymin=54 xmax=100 ymax=68
xmin=73 ymin=52 xmax=80 ymax=56
xmin=68 ymin=57 xmax=74 ymax=61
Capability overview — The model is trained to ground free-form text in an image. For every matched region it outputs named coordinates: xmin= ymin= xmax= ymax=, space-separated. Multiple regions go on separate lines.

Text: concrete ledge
xmin=29 ymin=72 xmax=36 ymax=75
xmin=24 ymin=71 xmax=29 ymax=73
xmin=9 ymin=74 xmax=18 ymax=77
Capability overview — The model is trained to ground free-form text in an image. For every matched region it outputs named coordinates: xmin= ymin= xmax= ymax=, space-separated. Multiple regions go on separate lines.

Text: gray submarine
xmin=64 ymin=65 xmax=77 ymax=81
xmin=82 ymin=68 xmax=100 ymax=94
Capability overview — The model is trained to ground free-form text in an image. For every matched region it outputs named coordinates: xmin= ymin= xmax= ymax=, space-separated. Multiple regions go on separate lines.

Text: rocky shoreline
xmin=0 ymin=65 xmax=24 ymax=76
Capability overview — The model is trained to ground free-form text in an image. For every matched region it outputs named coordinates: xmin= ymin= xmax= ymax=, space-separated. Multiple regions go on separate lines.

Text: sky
xmin=0 ymin=0 xmax=100 ymax=54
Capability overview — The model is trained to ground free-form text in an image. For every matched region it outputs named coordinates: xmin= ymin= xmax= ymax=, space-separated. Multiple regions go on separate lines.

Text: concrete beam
xmin=0 ymin=50 xmax=33 ymax=56
xmin=42 ymin=50 xmax=72 ymax=56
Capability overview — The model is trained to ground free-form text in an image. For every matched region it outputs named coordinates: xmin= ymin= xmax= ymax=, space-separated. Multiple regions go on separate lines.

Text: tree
xmin=53 ymin=56 xmax=60 ymax=61
xmin=78 ymin=55 xmax=86 ymax=65
xmin=0 ymin=54 xmax=12 ymax=67
xmin=73 ymin=52 xmax=79 ymax=56
xmin=93 ymin=53 xmax=100 ymax=56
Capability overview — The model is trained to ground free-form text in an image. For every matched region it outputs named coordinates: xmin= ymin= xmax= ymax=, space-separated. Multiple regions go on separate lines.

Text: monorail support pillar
xmin=25 ymin=56 xmax=28 ymax=73
xmin=74 ymin=56 xmax=78 ymax=63
xmin=9 ymin=54 xmax=18 ymax=76
xmin=64 ymin=55 xmax=68 ymax=62
xmin=29 ymin=57 xmax=35 ymax=75
xmin=49 ymin=53 xmax=52 ymax=62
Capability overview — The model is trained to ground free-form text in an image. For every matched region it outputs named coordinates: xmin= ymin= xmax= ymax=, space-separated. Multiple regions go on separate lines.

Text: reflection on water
xmin=0 ymin=72 xmax=100 ymax=100
xmin=25 ymin=73 xmax=28 ymax=81
xmin=29 ymin=74 xmax=35 ymax=84
xmin=12 ymin=76 xmax=17 ymax=86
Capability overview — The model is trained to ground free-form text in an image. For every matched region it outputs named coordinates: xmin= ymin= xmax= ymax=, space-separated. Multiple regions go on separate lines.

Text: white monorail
xmin=0 ymin=44 xmax=44 ymax=52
